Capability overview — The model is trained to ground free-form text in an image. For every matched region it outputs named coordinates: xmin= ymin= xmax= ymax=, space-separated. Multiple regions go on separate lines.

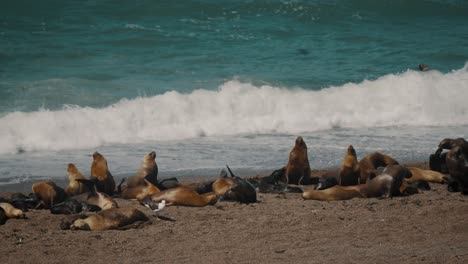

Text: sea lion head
xmin=146 ymin=151 xmax=156 ymax=161
xmin=295 ymin=136 xmax=306 ymax=148
xmin=67 ymin=163 xmax=78 ymax=174
xmin=347 ymin=145 xmax=357 ymax=157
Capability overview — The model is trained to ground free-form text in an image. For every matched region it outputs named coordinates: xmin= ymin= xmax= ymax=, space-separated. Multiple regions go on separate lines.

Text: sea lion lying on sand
xmin=32 ymin=181 xmax=68 ymax=209
xmin=0 ymin=202 xmax=26 ymax=219
xmin=143 ymin=186 xmax=219 ymax=207
xmin=73 ymin=179 xmax=118 ymax=210
xmin=430 ymin=138 xmax=468 ymax=173
xmin=358 ymin=152 xmax=399 ymax=183
xmin=0 ymin=207 xmax=6 ymax=225
xmin=90 ymin=151 xmax=116 ymax=195
xmin=222 ymin=166 xmax=257 ymax=204
xmin=285 ymin=136 xmax=312 ymax=184
xmin=315 ymin=169 xmax=340 ymax=190
xmin=445 ymin=146 xmax=468 ymax=194
xmin=407 ymin=167 xmax=446 ymax=183
xmin=50 ymin=199 xmax=101 ymax=215
xmin=118 ymin=176 xmax=161 ymax=201
xmin=63 ymin=208 xmax=151 ymax=231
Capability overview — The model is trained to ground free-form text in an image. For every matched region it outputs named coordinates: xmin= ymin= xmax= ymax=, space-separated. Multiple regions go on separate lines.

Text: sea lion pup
xmin=144 ymin=186 xmax=219 ymax=207
xmin=0 ymin=203 xmax=26 ymax=219
xmin=119 ymin=176 xmax=161 ymax=201
xmin=74 ymin=179 xmax=118 ymax=210
xmin=302 ymin=185 xmax=366 ymax=201
xmin=257 ymin=167 xmax=288 ymax=193
xmin=366 ymin=165 xmax=412 ymax=198
xmin=126 ymin=151 xmax=158 ymax=188
xmin=339 ymin=145 xmax=360 ymax=186
xmin=407 ymin=167 xmax=446 ymax=183
xmin=65 ymin=163 xmax=89 ymax=196
xmin=50 ymin=199 xmax=101 ymax=215
xmin=285 ymin=136 xmax=312 ymax=185
xmin=222 ymin=166 xmax=257 ymax=204
xmin=68 ymin=207 xmax=151 ymax=231
xmin=32 ymin=181 xmax=68 ymax=209
xmin=445 ymin=146 xmax=468 ymax=194
xmin=90 ymin=151 xmax=116 ymax=195
xmin=358 ymin=152 xmax=399 ymax=184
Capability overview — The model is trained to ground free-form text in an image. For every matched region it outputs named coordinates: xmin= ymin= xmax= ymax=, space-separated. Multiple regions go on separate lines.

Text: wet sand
xmin=0 ymin=162 xmax=467 ymax=264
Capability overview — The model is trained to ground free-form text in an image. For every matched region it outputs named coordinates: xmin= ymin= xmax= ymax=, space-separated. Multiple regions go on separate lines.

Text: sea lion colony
xmin=0 ymin=137 xmax=466 ymax=231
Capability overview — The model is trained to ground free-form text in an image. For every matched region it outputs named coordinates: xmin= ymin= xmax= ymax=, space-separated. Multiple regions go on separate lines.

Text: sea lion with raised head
xmin=126 ymin=151 xmax=158 ymax=188
xmin=144 ymin=186 xmax=219 ymax=207
xmin=0 ymin=203 xmax=26 ymax=219
xmin=358 ymin=152 xmax=399 ymax=183
xmin=430 ymin=138 xmax=468 ymax=173
xmin=339 ymin=145 xmax=360 ymax=186
xmin=90 ymin=151 xmax=116 ymax=195
xmin=8 ymin=193 xmax=39 ymax=211
xmin=32 ymin=181 xmax=68 ymax=209
xmin=119 ymin=176 xmax=161 ymax=201
xmin=285 ymin=136 xmax=312 ymax=185
xmin=66 ymin=207 xmax=151 ymax=231
xmin=65 ymin=163 xmax=88 ymax=196
xmin=73 ymin=179 xmax=118 ymax=210
xmin=445 ymin=146 xmax=468 ymax=194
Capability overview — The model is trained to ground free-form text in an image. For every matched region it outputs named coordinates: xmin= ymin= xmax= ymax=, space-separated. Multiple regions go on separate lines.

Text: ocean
xmin=1 ymin=0 xmax=468 ymax=187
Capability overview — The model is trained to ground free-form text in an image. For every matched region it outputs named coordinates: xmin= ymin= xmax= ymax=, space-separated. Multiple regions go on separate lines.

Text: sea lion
xmin=316 ymin=169 xmax=340 ymax=190
xmin=257 ymin=167 xmax=288 ymax=193
xmin=0 ymin=207 xmax=6 ymax=225
xmin=430 ymin=138 xmax=468 ymax=173
xmin=90 ymin=151 xmax=116 ymax=195
xmin=407 ymin=167 xmax=446 ymax=183
xmin=285 ymin=136 xmax=312 ymax=185
xmin=212 ymin=169 xmax=236 ymax=196
xmin=222 ymin=166 xmax=257 ymax=204
xmin=358 ymin=152 xmax=399 ymax=183
xmin=32 ymin=181 xmax=68 ymax=209
xmin=119 ymin=176 xmax=161 ymax=201
xmin=145 ymin=186 xmax=219 ymax=207
xmin=67 ymin=207 xmax=151 ymax=231
xmin=418 ymin=64 xmax=430 ymax=71
xmin=73 ymin=179 xmax=118 ymax=210
xmin=8 ymin=193 xmax=39 ymax=211
xmin=126 ymin=151 xmax=158 ymax=188
xmin=302 ymin=185 xmax=366 ymax=201
xmin=50 ymin=199 xmax=101 ymax=215
xmin=429 ymin=152 xmax=448 ymax=173
xmin=366 ymin=165 xmax=412 ymax=198
xmin=65 ymin=163 xmax=88 ymax=196
xmin=0 ymin=203 xmax=26 ymax=219
xmin=436 ymin=138 xmax=468 ymax=155
xmin=445 ymin=146 xmax=468 ymax=194
xmin=339 ymin=145 xmax=360 ymax=186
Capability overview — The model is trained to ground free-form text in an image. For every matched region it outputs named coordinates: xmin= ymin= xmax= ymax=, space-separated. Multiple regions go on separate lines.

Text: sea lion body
xmin=212 ymin=170 xmax=236 ymax=196
xmin=66 ymin=163 xmax=88 ymax=196
xmin=407 ymin=167 xmax=445 ymax=183
xmin=120 ymin=178 xmax=161 ymax=201
xmin=90 ymin=152 xmax=116 ymax=195
xmin=126 ymin=151 xmax=158 ymax=188
xmin=339 ymin=145 xmax=360 ymax=186
xmin=302 ymin=185 xmax=365 ymax=201
xmin=285 ymin=136 xmax=312 ymax=185
xmin=32 ymin=181 xmax=68 ymax=209
xmin=359 ymin=152 xmax=399 ymax=183
xmin=70 ymin=208 xmax=150 ymax=231
xmin=446 ymin=146 xmax=468 ymax=194
xmin=0 ymin=203 xmax=26 ymax=219
xmin=366 ymin=165 xmax=412 ymax=198
xmin=147 ymin=186 xmax=219 ymax=207
xmin=315 ymin=169 xmax=340 ymax=190
xmin=73 ymin=179 xmax=118 ymax=210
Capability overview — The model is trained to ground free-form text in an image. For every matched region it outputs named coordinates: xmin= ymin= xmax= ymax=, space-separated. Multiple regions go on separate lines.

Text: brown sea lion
xmin=358 ymin=152 xmax=399 ymax=183
xmin=315 ymin=169 xmax=340 ymax=190
xmin=366 ymin=165 xmax=412 ymax=198
xmin=407 ymin=167 xmax=446 ymax=183
xmin=445 ymin=146 xmax=468 ymax=194
xmin=90 ymin=151 xmax=116 ymax=195
xmin=68 ymin=207 xmax=151 ymax=231
xmin=126 ymin=151 xmax=158 ymax=188
xmin=302 ymin=185 xmax=366 ymax=201
xmin=339 ymin=145 xmax=360 ymax=186
xmin=145 ymin=186 xmax=219 ymax=207
xmin=285 ymin=136 xmax=312 ymax=185
xmin=119 ymin=176 xmax=161 ymax=201
xmin=212 ymin=169 xmax=236 ymax=196
xmin=32 ymin=181 xmax=68 ymax=209
xmin=0 ymin=203 xmax=26 ymax=219
xmin=65 ymin=163 xmax=89 ymax=196
xmin=0 ymin=207 xmax=6 ymax=225
xmin=436 ymin=138 xmax=468 ymax=155
xmin=73 ymin=179 xmax=118 ymax=210
xmin=222 ymin=166 xmax=257 ymax=204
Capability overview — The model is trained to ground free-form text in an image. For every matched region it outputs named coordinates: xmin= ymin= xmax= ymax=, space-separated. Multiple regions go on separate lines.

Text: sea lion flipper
xmin=225 ymin=165 xmax=236 ymax=178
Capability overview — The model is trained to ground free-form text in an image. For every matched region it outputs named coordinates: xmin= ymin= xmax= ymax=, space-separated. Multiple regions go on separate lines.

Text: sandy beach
xmin=0 ymin=162 xmax=467 ymax=264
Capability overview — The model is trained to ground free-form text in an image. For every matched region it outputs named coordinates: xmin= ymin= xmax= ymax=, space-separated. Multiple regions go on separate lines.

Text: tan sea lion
xmin=302 ymin=185 xmax=365 ymax=201
xmin=212 ymin=169 xmax=236 ymax=196
xmin=126 ymin=151 xmax=158 ymax=188
xmin=65 ymin=163 xmax=89 ymax=196
xmin=119 ymin=177 xmax=161 ymax=201
xmin=73 ymin=179 xmax=118 ymax=210
xmin=358 ymin=152 xmax=399 ymax=183
xmin=69 ymin=207 xmax=151 ymax=231
xmin=285 ymin=136 xmax=312 ymax=184
xmin=407 ymin=167 xmax=446 ymax=183
xmin=32 ymin=181 xmax=68 ymax=209
xmin=145 ymin=186 xmax=219 ymax=207
xmin=90 ymin=152 xmax=116 ymax=195
xmin=0 ymin=203 xmax=26 ymax=219
xmin=339 ymin=145 xmax=360 ymax=186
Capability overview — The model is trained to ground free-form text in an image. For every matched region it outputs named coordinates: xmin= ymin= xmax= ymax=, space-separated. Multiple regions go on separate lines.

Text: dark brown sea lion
xmin=0 ymin=207 xmax=6 ymax=225
xmin=65 ymin=163 xmax=88 ymax=196
xmin=145 ymin=186 xmax=219 ymax=207
xmin=8 ymin=193 xmax=39 ymax=211
xmin=358 ymin=152 xmax=399 ymax=183
xmin=445 ymin=146 xmax=468 ymax=194
xmin=67 ymin=207 xmax=151 ymax=231
xmin=73 ymin=179 xmax=118 ymax=210
xmin=366 ymin=165 xmax=412 ymax=198
xmin=50 ymin=199 xmax=101 ymax=215
xmin=32 ymin=181 xmax=68 ymax=209
xmin=315 ymin=169 xmax=340 ymax=190
xmin=257 ymin=167 xmax=288 ymax=193
xmin=430 ymin=138 xmax=468 ymax=173
xmin=222 ymin=166 xmax=257 ymax=204
xmin=285 ymin=136 xmax=312 ymax=184
xmin=90 ymin=151 xmax=116 ymax=195
xmin=126 ymin=151 xmax=158 ymax=188
xmin=119 ymin=176 xmax=161 ymax=201
xmin=429 ymin=152 xmax=448 ymax=173
xmin=0 ymin=203 xmax=26 ymax=219
xmin=339 ymin=145 xmax=360 ymax=186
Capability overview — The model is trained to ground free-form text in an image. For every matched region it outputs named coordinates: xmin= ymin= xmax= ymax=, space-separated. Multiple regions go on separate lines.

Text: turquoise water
xmin=0 ymin=1 xmax=468 ymax=185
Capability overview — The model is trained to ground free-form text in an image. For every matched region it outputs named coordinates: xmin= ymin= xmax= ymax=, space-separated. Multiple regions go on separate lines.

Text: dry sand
xmin=0 ymin=162 xmax=467 ymax=264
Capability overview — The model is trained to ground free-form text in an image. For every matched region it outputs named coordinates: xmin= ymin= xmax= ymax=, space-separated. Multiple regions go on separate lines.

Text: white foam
xmin=1 ymin=65 xmax=468 ymax=154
